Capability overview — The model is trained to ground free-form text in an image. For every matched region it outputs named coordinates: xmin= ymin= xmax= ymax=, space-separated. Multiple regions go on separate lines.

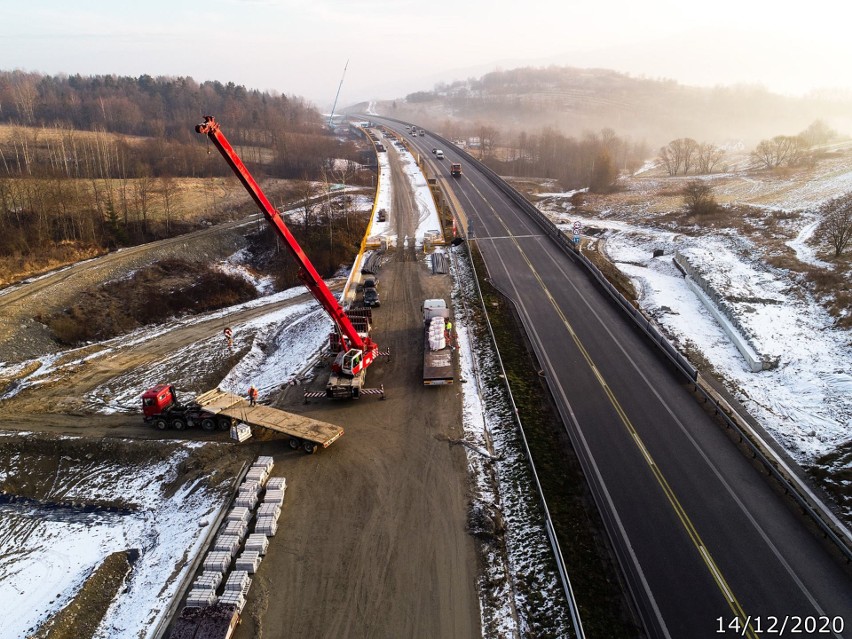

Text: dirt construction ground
xmin=0 ymin=144 xmax=482 ymax=638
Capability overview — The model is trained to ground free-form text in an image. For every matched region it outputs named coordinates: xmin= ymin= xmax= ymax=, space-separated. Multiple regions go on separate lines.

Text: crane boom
xmin=195 ymin=116 xmax=377 ymax=375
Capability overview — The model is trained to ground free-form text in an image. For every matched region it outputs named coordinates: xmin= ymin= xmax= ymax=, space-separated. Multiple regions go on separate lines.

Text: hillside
xmin=365 ymin=66 xmax=852 ymax=148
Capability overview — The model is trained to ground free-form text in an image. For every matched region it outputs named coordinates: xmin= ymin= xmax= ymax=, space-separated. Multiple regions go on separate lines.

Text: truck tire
xmin=201 ymin=418 xmax=216 ymax=432
xmin=171 ymin=417 xmax=187 ymax=431
xmin=288 ymin=437 xmax=301 ymax=450
xmin=154 ymin=418 xmax=169 ymax=431
xmin=217 ymin=416 xmax=233 ymax=431
xmin=303 ymin=441 xmax=316 ymax=455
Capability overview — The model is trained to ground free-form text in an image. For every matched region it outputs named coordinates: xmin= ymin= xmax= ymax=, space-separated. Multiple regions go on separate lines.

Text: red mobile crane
xmin=196 ymin=115 xmax=379 ymax=398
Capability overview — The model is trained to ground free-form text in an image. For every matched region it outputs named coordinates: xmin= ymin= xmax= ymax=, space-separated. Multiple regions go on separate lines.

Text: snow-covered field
xmin=0 ymin=128 xmax=566 ymax=638
xmin=0 ymin=437 xmax=228 ymax=639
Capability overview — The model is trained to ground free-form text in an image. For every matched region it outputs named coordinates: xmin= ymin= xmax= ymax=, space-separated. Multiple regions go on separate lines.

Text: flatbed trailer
xmin=423 ymin=299 xmax=455 ymax=385
xmin=195 ymin=388 xmax=344 ymax=453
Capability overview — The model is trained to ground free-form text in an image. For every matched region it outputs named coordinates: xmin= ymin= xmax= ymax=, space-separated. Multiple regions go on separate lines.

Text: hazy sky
xmin=2 ymin=0 xmax=849 ymax=108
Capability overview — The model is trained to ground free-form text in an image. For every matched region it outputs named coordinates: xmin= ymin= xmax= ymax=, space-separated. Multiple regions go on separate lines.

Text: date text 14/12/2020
xmin=716 ymin=616 xmax=844 ymax=635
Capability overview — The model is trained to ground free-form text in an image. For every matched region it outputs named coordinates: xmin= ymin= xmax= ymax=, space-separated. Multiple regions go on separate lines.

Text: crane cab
xmin=333 ymin=348 xmax=364 ymax=376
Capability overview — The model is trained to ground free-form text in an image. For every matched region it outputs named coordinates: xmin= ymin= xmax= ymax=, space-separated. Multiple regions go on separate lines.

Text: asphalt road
xmin=379 ymin=120 xmax=852 ymax=638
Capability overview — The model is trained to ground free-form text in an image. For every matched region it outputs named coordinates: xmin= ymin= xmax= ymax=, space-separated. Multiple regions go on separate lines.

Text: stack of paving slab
xmin=244 ymin=533 xmax=269 ymax=556
xmin=192 ymin=571 xmax=223 ymax=593
xmin=246 ymin=463 xmax=271 ymax=486
xmin=235 ymin=550 xmax=261 ymax=574
xmin=202 ymin=551 xmax=232 ymax=574
xmin=218 ymin=590 xmax=247 ymax=613
xmin=185 ymin=587 xmax=217 ymax=608
xmin=179 ymin=456 xmax=287 ymax=630
xmin=213 ymin=534 xmax=241 ymax=558
xmin=241 ymin=480 xmax=260 ymax=497
xmin=231 ymin=422 xmax=252 ymax=442
xmin=225 ymin=570 xmax=252 ymax=598
xmin=256 ymin=474 xmax=285 ymax=537
xmin=266 ymin=476 xmax=286 ymax=492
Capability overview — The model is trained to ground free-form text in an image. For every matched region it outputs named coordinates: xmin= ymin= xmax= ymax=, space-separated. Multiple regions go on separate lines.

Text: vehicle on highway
xmin=431 ymin=147 xmax=437 ymax=154
xmin=451 ymin=162 xmax=462 ymax=177
xmin=436 ymin=150 xmax=444 ymax=159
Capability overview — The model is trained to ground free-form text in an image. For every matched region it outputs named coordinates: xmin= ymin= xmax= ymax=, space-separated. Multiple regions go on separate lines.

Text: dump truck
xmin=142 ymin=385 xmax=343 ymax=453
xmin=450 ymin=163 xmax=462 ymax=177
xmin=422 ymin=299 xmax=455 ymax=385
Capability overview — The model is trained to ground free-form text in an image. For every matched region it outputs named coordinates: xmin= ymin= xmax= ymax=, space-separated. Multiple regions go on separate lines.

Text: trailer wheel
xmin=288 ymin=437 xmax=301 ymax=450
xmin=217 ymin=416 xmax=233 ymax=431
xmin=154 ymin=418 xmax=169 ymax=431
xmin=201 ymin=418 xmax=216 ymax=432
xmin=303 ymin=441 xmax=316 ymax=455
xmin=171 ymin=417 xmax=187 ymax=431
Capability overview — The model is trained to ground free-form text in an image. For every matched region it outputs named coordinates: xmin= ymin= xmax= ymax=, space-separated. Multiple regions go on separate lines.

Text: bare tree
xmin=589 ymin=151 xmax=617 ymax=194
xmin=800 ymin=120 xmax=836 ymax=148
xmin=659 ymin=138 xmax=699 ymax=175
xmin=158 ymin=176 xmax=179 ymax=235
xmin=682 ymin=179 xmax=718 ymax=215
xmin=298 ymin=178 xmax=321 ymax=231
xmin=696 ymin=143 xmax=724 ymax=174
xmin=819 ymin=193 xmax=852 ymax=257
xmin=751 ymin=135 xmax=807 ymax=169
xmin=680 ymin=138 xmax=699 ymax=175
xmin=659 ymin=144 xmax=680 ymax=176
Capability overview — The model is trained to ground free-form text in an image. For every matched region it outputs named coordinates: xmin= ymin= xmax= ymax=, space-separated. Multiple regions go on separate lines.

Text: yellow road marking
xmin=461 ymin=178 xmax=759 ymax=638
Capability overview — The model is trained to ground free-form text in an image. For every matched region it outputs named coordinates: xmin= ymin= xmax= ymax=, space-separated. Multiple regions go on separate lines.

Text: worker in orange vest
xmin=248 ymin=385 xmax=258 ymax=406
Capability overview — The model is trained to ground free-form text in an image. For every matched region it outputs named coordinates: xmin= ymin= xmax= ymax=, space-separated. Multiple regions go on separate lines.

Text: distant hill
xmin=366 ymin=66 xmax=852 ymax=147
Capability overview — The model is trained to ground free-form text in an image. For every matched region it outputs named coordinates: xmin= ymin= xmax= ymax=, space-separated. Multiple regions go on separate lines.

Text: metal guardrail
xmin=381 ymin=115 xmax=587 ymax=637
xmin=457 ymin=230 xmax=585 ymax=639
xmin=421 ymin=124 xmax=852 ymax=565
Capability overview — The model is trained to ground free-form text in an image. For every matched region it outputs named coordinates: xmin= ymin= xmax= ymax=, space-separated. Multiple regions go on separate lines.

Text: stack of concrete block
xmin=263 ymin=488 xmax=285 ymax=508
xmin=256 ymin=514 xmax=278 ymax=537
xmin=218 ymin=590 xmax=246 ymax=613
xmin=230 ymin=423 xmax=252 ymax=442
xmin=226 ymin=506 xmax=250 ymax=524
xmin=193 ymin=571 xmax=223 ymax=592
xmin=240 ymin=480 xmax=260 ymax=501
xmin=185 ymin=588 xmax=217 ymax=608
xmin=235 ymin=550 xmax=261 ymax=574
xmin=246 ymin=465 xmax=269 ymax=486
xmin=258 ymin=503 xmax=281 ymax=519
xmin=203 ymin=551 xmax=232 ymax=574
xmin=222 ymin=519 xmax=248 ymax=541
xmin=213 ymin=534 xmax=241 ymax=557
xmin=235 ymin=490 xmax=258 ymax=510
xmin=266 ymin=476 xmax=286 ymax=493
xmin=245 ymin=533 xmax=269 ymax=556
xmin=224 ymin=570 xmax=252 ymax=597
xmin=255 ymin=455 xmax=274 ymax=472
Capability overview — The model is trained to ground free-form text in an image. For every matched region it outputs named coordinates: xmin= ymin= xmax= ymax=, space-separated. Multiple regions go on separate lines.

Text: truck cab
xmin=141 ymin=384 xmax=176 ymax=419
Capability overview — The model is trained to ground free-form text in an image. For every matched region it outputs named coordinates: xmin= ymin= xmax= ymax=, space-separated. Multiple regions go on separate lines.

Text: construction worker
xmin=248 ymin=385 xmax=258 ymax=406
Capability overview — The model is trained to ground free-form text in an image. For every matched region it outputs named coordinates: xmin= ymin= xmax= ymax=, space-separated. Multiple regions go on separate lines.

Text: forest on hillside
xmin=397 ymin=66 xmax=852 ymax=146
xmin=0 ymin=71 xmax=366 ymax=263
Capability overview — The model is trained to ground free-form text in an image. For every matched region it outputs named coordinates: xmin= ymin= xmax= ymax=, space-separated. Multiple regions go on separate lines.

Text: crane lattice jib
xmin=195 ymin=115 xmax=371 ymax=355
